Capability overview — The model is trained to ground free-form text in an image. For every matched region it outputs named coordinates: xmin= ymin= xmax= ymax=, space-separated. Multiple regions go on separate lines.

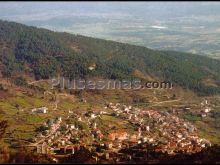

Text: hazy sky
xmin=1 ymin=2 xmax=220 ymax=21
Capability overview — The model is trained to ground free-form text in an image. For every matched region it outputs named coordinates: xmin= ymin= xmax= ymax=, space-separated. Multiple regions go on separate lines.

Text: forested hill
xmin=0 ymin=20 xmax=220 ymax=95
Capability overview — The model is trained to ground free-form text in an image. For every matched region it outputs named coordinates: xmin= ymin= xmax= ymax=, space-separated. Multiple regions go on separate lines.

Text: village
xmin=26 ymin=100 xmax=212 ymax=163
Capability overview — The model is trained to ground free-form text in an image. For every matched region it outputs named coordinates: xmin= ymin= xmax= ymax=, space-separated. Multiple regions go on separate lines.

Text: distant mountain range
xmin=1 ymin=2 xmax=220 ymax=58
xmin=0 ymin=20 xmax=220 ymax=95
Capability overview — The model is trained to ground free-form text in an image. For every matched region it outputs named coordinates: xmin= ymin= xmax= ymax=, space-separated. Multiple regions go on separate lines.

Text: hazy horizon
xmin=1 ymin=2 xmax=220 ymax=58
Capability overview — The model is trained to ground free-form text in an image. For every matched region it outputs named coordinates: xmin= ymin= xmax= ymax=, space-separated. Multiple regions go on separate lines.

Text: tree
xmin=0 ymin=120 xmax=7 ymax=140
xmin=14 ymin=76 xmax=27 ymax=86
xmin=0 ymin=84 xmax=3 ymax=91
xmin=15 ymin=104 xmax=19 ymax=110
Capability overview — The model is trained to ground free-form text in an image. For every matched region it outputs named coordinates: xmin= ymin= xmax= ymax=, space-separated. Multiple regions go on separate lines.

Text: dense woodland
xmin=0 ymin=20 xmax=220 ymax=95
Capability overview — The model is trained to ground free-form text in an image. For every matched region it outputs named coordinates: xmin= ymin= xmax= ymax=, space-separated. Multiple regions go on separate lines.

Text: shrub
xmin=14 ymin=76 xmax=27 ymax=86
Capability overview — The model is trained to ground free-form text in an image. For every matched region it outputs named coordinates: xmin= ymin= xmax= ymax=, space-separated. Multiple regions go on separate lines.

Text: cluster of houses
xmin=105 ymin=103 xmax=211 ymax=155
xmin=200 ymin=99 xmax=212 ymax=118
xmin=30 ymin=102 xmax=211 ymax=163
xmin=34 ymin=115 xmax=87 ymax=154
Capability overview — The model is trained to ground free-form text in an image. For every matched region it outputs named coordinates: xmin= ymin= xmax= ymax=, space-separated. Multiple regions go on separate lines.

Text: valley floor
xmin=0 ymin=79 xmax=220 ymax=163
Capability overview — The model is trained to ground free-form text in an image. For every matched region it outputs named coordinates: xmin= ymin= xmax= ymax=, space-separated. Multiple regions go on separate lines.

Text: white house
xmin=57 ymin=117 xmax=62 ymax=122
xmin=91 ymin=114 xmax=96 ymax=119
xmin=201 ymin=113 xmax=207 ymax=118
xmin=146 ymin=126 xmax=150 ymax=132
xmin=204 ymin=107 xmax=211 ymax=113
xmin=70 ymin=125 xmax=75 ymax=129
xmin=93 ymin=122 xmax=97 ymax=129
xmin=32 ymin=107 xmax=48 ymax=113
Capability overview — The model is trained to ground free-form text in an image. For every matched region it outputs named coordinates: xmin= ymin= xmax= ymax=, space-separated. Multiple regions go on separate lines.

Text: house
xmin=201 ymin=99 xmax=208 ymax=106
xmin=100 ymin=111 xmax=108 ymax=115
xmin=138 ymin=127 xmax=142 ymax=138
xmin=204 ymin=107 xmax=211 ymax=113
xmin=93 ymin=122 xmax=97 ymax=129
xmin=91 ymin=114 xmax=96 ymax=119
xmin=65 ymin=146 xmax=75 ymax=154
xmin=37 ymin=142 xmax=48 ymax=154
xmin=51 ymin=124 xmax=58 ymax=132
xmin=176 ymin=133 xmax=183 ymax=139
xmin=124 ymin=107 xmax=129 ymax=113
xmin=32 ymin=107 xmax=48 ymax=113
xmin=70 ymin=125 xmax=75 ymax=129
xmin=55 ymin=145 xmax=76 ymax=155
xmin=81 ymin=98 xmax=87 ymax=103
xmin=108 ymin=131 xmax=128 ymax=141
xmin=105 ymin=142 xmax=113 ymax=149
xmin=148 ymin=138 xmax=154 ymax=143
xmin=139 ymin=137 xmax=147 ymax=143
xmin=201 ymin=113 xmax=207 ymax=118
xmin=129 ymin=134 xmax=137 ymax=141
xmin=184 ymin=107 xmax=191 ymax=111
xmin=108 ymin=102 xmax=113 ymax=107
xmin=138 ymin=140 xmax=142 ymax=144
xmin=92 ymin=129 xmax=104 ymax=140
xmin=113 ymin=140 xmax=122 ymax=149
xmin=57 ymin=117 xmax=62 ymax=122
xmin=88 ymin=63 xmax=96 ymax=71
xmin=146 ymin=126 xmax=150 ymax=132
xmin=78 ymin=117 xmax=82 ymax=121
xmin=115 ymin=103 xmax=120 ymax=106
xmin=47 ymin=139 xmax=52 ymax=144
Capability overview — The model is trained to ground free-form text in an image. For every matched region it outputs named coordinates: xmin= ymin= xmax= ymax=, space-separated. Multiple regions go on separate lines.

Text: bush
xmin=14 ymin=76 xmax=27 ymax=86
xmin=0 ymin=84 xmax=3 ymax=90
xmin=183 ymin=113 xmax=201 ymax=122
xmin=211 ymin=111 xmax=220 ymax=119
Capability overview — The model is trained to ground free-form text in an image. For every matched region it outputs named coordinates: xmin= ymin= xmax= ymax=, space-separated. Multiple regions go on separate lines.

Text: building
xmin=32 ymin=107 xmax=48 ymax=113
xmin=37 ymin=142 xmax=48 ymax=154
xmin=204 ymin=107 xmax=211 ymax=113
xmin=201 ymin=113 xmax=207 ymax=118
xmin=108 ymin=131 xmax=128 ymax=141
xmin=105 ymin=142 xmax=113 ymax=149
xmin=88 ymin=64 xmax=96 ymax=71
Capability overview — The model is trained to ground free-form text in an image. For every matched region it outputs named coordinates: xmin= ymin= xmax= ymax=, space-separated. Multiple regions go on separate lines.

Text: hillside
xmin=0 ymin=20 xmax=220 ymax=95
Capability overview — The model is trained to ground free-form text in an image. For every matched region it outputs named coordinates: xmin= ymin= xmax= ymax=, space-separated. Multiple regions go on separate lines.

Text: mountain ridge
xmin=0 ymin=19 xmax=219 ymax=95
